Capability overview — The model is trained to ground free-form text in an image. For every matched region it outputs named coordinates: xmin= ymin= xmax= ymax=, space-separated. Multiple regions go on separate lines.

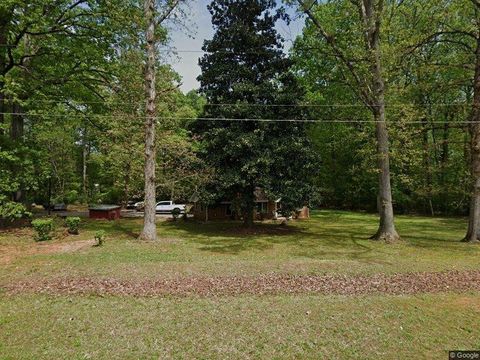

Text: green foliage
xmin=94 ymin=230 xmax=106 ymax=247
xmin=65 ymin=217 xmax=80 ymax=235
xmin=194 ymin=0 xmax=319 ymax=222
xmin=31 ymin=218 xmax=54 ymax=241
xmin=0 ymin=196 xmax=31 ymax=221
xmin=292 ymin=0 xmax=473 ymax=215
xmin=0 ymin=0 xmax=477 ymax=221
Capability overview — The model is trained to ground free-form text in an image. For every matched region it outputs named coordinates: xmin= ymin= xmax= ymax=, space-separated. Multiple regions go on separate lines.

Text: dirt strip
xmin=3 ymin=270 xmax=480 ymax=297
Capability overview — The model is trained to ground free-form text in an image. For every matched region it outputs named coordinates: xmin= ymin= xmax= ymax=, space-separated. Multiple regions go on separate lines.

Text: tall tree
xmin=458 ymin=0 xmax=480 ymax=242
xmin=295 ymin=0 xmax=399 ymax=241
xmin=400 ymin=0 xmax=478 ymax=240
xmin=140 ymin=0 xmax=158 ymax=241
xmin=139 ymin=0 xmax=185 ymax=240
xmin=0 ymin=0 xmax=137 ymax=217
xmin=195 ymin=0 xmax=318 ymax=227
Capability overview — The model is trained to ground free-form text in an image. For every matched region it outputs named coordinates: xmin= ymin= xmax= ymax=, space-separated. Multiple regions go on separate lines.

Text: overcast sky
xmin=167 ymin=0 xmax=305 ymax=93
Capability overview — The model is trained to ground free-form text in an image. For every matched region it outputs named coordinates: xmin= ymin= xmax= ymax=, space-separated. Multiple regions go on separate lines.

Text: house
xmin=192 ymin=188 xmax=309 ymax=221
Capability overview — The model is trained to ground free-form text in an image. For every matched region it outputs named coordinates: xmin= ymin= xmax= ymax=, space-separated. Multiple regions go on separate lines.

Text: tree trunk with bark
xmin=0 ymin=87 xmax=4 ymax=136
xmin=364 ymin=0 xmax=399 ymax=242
xmin=123 ymin=162 xmax=131 ymax=207
xmin=82 ymin=127 xmax=88 ymax=200
xmin=10 ymin=103 xmax=24 ymax=140
xmin=0 ymin=8 xmax=9 ymax=136
xmin=464 ymin=35 xmax=480 ymax=243
xmin=139 ymin=0 xmax=157 ymax=241
xmin=243 ymin=204 xmax=254 ymax=228
xmin=299 ymin=0 xmax=399 ymax=241
xmin=242 ymin=187 xmax=255 ymax=228
xmin=10 ymin=102 xmax=25 ymax=203
xmin=371 ymin=109 xmax=399 ymax=241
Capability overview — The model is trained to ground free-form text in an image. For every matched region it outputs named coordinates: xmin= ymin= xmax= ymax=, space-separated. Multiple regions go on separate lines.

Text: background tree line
xmin=0 ymin=0 xmax=203 ymax=222
xmin=1 ymin=0 xmax=480 ymax=241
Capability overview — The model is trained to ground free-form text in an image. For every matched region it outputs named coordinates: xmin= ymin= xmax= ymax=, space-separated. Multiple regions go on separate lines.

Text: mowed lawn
xmin=1 ymin=210 xmax=480 ymax=359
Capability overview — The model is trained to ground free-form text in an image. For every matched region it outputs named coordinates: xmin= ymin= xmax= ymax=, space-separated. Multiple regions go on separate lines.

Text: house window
xmin=226 ymin=204 xmax=232 ymax=216
xmin=256 ymin=202 xmax=267 ymax=214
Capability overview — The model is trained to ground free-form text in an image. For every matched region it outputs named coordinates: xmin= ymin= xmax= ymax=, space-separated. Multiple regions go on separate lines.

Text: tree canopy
xmin=193 ymin=0 xmax=318 ymax=226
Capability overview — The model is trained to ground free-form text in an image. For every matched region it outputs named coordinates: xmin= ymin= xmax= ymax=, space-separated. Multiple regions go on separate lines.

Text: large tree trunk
xmin=139 ymin=0 xmax=157 ymax=241
xmin=421 ymin=116 xmax=434 ymax=216
xmin=242 ymin=187 xmax=255 ymax=228
xmin=82 ymin=127 xmax=88 ymax=201
xmin=371 ymin=110 xmax=399 ymax=241
xmin=367 ymin=1 xmax=399 ymax=242
xmin=10 ymin=103 xmax=24 ymax=140
xmin=243 ymin=205 xmax=254 ymax=228
xmin=0 ymin=8 xmax=8 ymax=136
xmin=11 ymin=103 xmax=25 ymax=203
xmin=464 ymin=35 xmax=480 ymax=243
xmin=123 ymin=162 xmax=131 ymax=208
xmin=0 ymin=86 xmax=4 ymax=136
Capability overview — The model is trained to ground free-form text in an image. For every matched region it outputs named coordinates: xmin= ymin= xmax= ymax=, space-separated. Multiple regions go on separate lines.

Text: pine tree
xmin=194 ymin=0 xmax=318 ymax=227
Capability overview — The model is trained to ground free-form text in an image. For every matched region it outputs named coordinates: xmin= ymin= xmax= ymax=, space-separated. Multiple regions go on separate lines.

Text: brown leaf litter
xmin=3 ymin=270 xmax=480 ymax=298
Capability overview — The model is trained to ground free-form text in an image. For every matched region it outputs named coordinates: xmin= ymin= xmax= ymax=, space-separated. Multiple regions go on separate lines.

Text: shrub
xmin=101 ymin=188 xmax=124 ymax=204
xmin=94 ymin=230 xmax=106 ymax=246
xmin=0 ymin=198 xmax=32 ymax=221
xmin=65 ymin=217 xmax=81 ymax=235
xmin=31 ymin=218 xmax=54 ymax=241
xmin=64 ymin=190 xmax=79 ymax=205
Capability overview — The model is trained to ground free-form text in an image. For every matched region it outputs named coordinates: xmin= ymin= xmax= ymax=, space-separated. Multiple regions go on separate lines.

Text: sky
xmin=167 ymin=0 xmax=306 ymax=93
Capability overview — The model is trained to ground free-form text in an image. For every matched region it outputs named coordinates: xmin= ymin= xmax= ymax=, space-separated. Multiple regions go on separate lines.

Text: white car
xmin=155 ymin=201 xmax=186 ymax=214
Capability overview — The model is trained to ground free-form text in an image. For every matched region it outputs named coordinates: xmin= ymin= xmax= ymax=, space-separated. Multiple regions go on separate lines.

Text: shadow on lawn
xmin=82 ymin=219 xmax=141 ymax=239
xmin=162 ymin=220 xmax=306 ymax=238
xmin=163 ymin=220 xmax=378 ymax=258
xmin=162 ymin=220 xmax=309 ymax=254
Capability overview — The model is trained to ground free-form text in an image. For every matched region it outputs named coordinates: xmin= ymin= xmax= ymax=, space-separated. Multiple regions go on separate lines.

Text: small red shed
xmin=89 ymin=205 xmax=121 ymax=220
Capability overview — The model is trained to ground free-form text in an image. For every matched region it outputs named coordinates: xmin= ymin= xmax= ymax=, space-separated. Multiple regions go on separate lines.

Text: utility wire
xmin=0 ymin=112 xmax=474 ymax=124
xmin=5 ymin=99 xmax=471 ymax=107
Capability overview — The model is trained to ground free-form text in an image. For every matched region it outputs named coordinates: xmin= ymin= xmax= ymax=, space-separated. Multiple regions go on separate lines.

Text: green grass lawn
xmin=1 ymin=210 xmax=478 ymax=282
xmin=1 ymin=210 xmax=479 ymax=359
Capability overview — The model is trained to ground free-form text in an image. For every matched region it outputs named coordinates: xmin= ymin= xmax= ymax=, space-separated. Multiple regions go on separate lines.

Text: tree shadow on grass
xmin=288 ymin=233 xmax=385 ymax=264
xmin=405 ymin=236 xmax=480 ymax=253
xmin=161 ymin=220 xmax=309 ymax=254
xmin=81 ymin=219 xmax=141 ymax=239
xmin=162 ymin=220 xmax=306 ymax=238
xmin=163 ymin=220 xmax=378 ymax=258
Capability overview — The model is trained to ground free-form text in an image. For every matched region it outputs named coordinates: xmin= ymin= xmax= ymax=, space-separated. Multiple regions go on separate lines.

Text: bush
xmin=31 ymin=218 xmax=54 ymax=241
xmin=0 ymin=198 xmax=32 ymax=222
xmin=64 ymin=190 xmax=79 ymax=205
xmin=94 ymin=230 xmax=106 ymax=246
xmin=65 ymin=217 xmax=81 ymax=235
xmin=101 ymin=188 xmax=124 ymax=204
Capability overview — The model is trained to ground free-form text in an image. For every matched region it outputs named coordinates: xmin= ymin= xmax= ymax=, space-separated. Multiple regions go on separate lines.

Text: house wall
xmin=255 ymin=201 xmax=278 ymax=220
xmin=192 ymin=204 xmax=233 ymax=221
xmin=192 ymin=203 xmax=310 ymax=221
xmin=89 ymin=208 xmax=121 ymax=220
xmin=193 ymin=202 xmax=278 ymax=221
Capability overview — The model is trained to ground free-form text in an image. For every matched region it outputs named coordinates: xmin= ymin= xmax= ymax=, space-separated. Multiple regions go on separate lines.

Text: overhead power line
xmin=6 ymin=99 xmax=471 ymax=108
xmin=0 ymin=112 xmax=475 ymax=124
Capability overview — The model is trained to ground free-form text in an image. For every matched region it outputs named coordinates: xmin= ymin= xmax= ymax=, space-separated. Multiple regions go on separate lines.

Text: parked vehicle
xmin=134 ymin=201 xmax=145 ymax=211
xmin=155 ymin=201 xmax=186 ymax=214
xmin=43 ymin=203 xmax=67 ymax=211
xmin=126 ymin=201 xmax=137 ymax=210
